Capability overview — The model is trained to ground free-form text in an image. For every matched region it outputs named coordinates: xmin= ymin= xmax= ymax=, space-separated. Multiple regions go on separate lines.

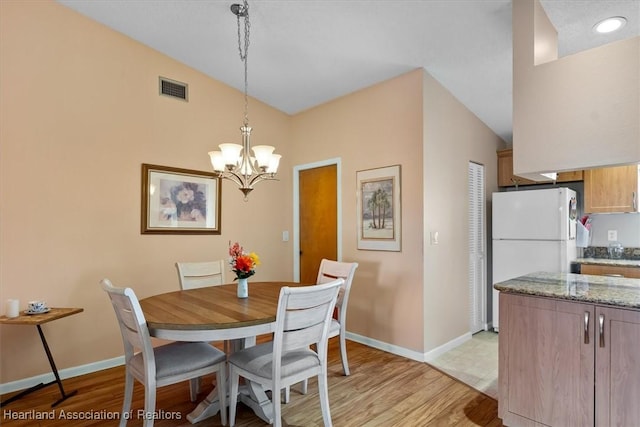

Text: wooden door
xmin=595 ymin=306 xmax=640 ymax=427
xmin=299 ymin=165 xmax=337 ymax=284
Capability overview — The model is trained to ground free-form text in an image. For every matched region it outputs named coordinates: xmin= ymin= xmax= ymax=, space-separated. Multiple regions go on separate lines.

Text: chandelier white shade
xmin=209 ymin=1 xmax=281 ymax=199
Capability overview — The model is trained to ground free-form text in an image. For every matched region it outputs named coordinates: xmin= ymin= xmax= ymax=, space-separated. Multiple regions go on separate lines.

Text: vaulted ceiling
xmin=57 ymin=0 xmax=639 ymax=143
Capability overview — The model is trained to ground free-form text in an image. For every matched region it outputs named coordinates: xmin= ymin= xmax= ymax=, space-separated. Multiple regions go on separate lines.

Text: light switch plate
xmin=282 ymin=230 xmax=289 ymax=242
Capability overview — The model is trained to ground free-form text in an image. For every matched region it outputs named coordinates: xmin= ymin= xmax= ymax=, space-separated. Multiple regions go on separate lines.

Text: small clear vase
xmin=237 ymin=278 xmax=249 ymax=298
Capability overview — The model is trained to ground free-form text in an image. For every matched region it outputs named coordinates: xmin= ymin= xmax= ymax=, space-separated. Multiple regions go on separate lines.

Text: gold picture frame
xmin=141 ymin=164 xmax=221 ymax=234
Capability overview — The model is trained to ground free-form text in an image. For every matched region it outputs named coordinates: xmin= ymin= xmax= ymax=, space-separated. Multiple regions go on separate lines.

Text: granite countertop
xmin=575 ymin=258 xmax=640 ymax=268
xmin=494 ymin=272 xmax=640 ymax=309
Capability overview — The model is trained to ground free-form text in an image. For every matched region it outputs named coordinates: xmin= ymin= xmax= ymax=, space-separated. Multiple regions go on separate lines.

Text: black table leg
xmin=36 ymin=324 xmax=78 ymax=407
xmin=0 ymin=325 xmax=78 ymax=408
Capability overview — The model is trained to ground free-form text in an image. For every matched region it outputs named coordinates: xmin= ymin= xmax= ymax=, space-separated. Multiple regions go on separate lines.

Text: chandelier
xmin=208 ymin=0 xmax=281 ymax=200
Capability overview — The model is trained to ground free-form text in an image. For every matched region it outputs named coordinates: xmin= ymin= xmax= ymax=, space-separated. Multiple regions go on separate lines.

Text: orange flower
xmin=229 ymin=241 xmax=259 ymax=280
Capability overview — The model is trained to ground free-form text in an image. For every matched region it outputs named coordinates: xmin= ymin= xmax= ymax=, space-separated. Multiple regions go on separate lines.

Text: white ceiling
xmin=56 ymin=0 xmax=639 ymax=143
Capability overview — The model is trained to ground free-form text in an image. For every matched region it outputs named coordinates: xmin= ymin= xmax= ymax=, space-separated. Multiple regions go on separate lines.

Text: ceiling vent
xmin=159 ymin=77 xmax=188 ymax=101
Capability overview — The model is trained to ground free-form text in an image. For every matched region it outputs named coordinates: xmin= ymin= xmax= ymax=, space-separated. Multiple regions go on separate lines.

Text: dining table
xmin=139 ymin=281 xmax=307 ymax=424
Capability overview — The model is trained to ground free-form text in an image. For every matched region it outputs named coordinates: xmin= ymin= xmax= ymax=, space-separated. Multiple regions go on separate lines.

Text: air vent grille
xmin=159 ymin=77 xmax=188 ymax=101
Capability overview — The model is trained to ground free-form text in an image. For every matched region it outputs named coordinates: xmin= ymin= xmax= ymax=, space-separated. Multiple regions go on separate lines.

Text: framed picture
xmin=356 ymin=165 xmax=401 ymax=251
xmin=141 ymin=164 xmax=221 ymax=234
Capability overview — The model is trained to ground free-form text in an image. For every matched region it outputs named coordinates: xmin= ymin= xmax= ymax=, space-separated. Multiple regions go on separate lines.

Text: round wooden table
xmin=139 ymin=281 xmax=307 ymax=424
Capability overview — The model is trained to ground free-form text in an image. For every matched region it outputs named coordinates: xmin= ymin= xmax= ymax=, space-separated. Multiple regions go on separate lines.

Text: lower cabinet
xmin=498 ymin=293 xmax=640 ymax=426
xmin=580 ymin=264 xmax=640 ymax=279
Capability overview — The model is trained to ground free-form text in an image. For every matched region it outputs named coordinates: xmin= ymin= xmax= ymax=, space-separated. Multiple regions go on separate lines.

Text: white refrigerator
xmin=492 ymin=187 xmax=577 ymax=331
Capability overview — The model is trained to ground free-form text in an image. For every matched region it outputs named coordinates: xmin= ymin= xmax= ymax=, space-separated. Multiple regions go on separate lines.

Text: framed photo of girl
xmin=356 ymin=164 xmax=401 ymax=251
xmin=141 ymin=163 xmax=221 ymax=234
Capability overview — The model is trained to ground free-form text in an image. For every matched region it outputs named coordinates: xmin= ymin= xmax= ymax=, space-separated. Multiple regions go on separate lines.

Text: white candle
xmin=6 ymin=299 xmax=19 ymax=318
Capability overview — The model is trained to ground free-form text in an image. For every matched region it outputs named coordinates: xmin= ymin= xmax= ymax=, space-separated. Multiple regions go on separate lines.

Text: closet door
xmin=468 ymin=161 xmax=486 ymax=333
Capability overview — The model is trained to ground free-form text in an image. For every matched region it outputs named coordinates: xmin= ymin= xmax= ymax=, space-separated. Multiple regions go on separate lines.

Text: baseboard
xmin=0 ymin=356 xmax=125 ymax=395
xmin=345 ymin=332 xmax=426 ymax=362
xmin=3 ymin=332 xmax=474 ymax=394
xmin=423 ymin=332 xmax=472 ymax=362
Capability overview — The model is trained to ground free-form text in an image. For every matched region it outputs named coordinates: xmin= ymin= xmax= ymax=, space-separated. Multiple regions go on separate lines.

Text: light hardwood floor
xmin=1 ymin=339 xmax=503 ymax=426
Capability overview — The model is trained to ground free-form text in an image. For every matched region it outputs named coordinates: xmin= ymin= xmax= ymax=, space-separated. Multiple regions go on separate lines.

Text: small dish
xmin=24 ymin=308 xmax=51 ymax=315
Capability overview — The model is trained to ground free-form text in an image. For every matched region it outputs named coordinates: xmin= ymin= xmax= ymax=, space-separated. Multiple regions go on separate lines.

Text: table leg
xmin=36 ymin=325 xmax=78 ymax=407
xmin=0 ymin=325 xmax=77 ymax=408
xmin=185 ymin=387 xmax=223 ymax=424
xmin=186 ymin=336 xmax=275 ymax=424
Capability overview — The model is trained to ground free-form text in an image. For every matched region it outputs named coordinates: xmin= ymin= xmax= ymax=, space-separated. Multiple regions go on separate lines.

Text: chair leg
xmin=120 ymin=373 xmax=134 ymax=427
xmin=339 ymin=332 xmax=350 ymax=376
xmin=273 ymin=382 xmax=282 ymax=427
xmin=300 ymin=379 xmax=308 ymax=395
xmin=318 ymin=372 xmax=333 ymax=427
xmin=283 ymin=386 xmax=291 ymax=403
xmin=229 ymin=368 xmax=240 ymax=427
xmin=217 ymin=366 xmax=227 ymax=426
xmin=189 ymin=377 xmax=200 ymax=402
xmin=143 ymin=385 xmax=157 ymax=427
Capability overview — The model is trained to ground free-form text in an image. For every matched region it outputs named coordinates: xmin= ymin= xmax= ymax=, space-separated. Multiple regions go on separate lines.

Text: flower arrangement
xmin=228 ymin=241 xmax=260 ymax=280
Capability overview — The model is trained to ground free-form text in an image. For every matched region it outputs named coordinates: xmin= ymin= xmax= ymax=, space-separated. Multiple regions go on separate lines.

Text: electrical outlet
xmin=607 ymin=230 xmax=618 ymax=241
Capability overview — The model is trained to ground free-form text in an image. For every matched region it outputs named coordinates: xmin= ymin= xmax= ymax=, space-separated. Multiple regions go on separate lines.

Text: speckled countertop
xmin=575 ymin=258 xmax=640 ymax=268
xmin=494 ymin=272 xmax=640 ymax=309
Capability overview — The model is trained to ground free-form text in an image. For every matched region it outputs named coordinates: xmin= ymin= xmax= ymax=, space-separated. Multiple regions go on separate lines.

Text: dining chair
xmin=285 ymin=259 xmax=359 ymax=404
xmin=316 ymin=259 xmax=359 ymax=376
xmin=176 ymin=260 xmax=227 ymax=289
xmin=176 ymin=259 xmax=230 ymax=396
xmin=100 ymin=278 xmax=227 ymax=427
xmin=228 ymin=279 xmax=343 ymax=427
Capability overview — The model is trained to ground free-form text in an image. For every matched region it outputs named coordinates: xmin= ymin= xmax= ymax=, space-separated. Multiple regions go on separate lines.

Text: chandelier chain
xmin=209 ymin=0 xmax=280 ymax=200
xmin=236 ymin=0 xmax=251 ymax=127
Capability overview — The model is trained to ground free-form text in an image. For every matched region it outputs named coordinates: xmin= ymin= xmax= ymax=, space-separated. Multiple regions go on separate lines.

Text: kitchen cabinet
xmin=499 ymin=293 xmax=640 ymax=426
xmin=584 ymin=164 xmax=640 ymax=213
xmin=595 ymin=306 xmax=640 ymax=426
xmin=580 ymin=264 xmax=640 ymax=279
xmin=497 ymin=149 xmax=583 ymax=187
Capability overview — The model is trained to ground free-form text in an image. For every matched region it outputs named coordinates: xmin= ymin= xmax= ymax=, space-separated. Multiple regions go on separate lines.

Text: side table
xmin=0 ymin=307 xmax=83 ymax=407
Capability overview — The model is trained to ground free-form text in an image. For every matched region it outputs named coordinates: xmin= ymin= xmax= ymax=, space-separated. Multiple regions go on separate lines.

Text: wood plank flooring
xmin=1 ymin=338 xmax=503 ymax=426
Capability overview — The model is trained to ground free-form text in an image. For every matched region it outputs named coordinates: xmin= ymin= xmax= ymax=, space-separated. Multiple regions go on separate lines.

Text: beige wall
xmin=1 ymin=0 xmax=503 ymax=385
xmin=513 ymin=0 xmax=640 ymax=178
xmin=291 ymin=70 xmax=426 ymax=352
xmin=0 ymin=0 xmax=292 ymax=383
xmin=422 ymin=73 xmax=503 ymax=351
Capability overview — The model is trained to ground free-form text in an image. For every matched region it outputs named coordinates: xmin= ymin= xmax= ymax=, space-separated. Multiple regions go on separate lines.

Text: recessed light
xmin=593 ymin=16 xmax=627 ymax=34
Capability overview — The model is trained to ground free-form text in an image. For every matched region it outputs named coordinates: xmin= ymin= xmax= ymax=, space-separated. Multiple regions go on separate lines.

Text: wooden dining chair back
xmin=101 ymin=278 xmax=227 ymax=427
xmin=316 ymin=259 xmax=359 ymax=376
xmin=176 ymin=260 xmax=227 ymax=290
xmin=228 ymin=279 xmax=343 ymax=427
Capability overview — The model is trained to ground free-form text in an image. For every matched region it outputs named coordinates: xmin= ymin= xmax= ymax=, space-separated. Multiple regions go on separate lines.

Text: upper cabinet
xmin=584 ymin=164 xmax=640 ymax=213
xmin=497 ymin=149 xmax=583 ymax=187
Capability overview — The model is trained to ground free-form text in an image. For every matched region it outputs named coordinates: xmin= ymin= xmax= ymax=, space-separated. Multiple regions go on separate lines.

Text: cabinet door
xmin=557 ymin=170 xmax=583 ymax=182
xmin=497 ymin=149 xmax=583 ymax=187
xmin=497 ymin=149 xmax=536 ymax=187
xmin=499 ymin=293 xmax=594 ymax=426
xmin=595 ymin=307 xmax=640 ymax=427
xmin=581 ymin=264 xmax=640 ymax=279
xmin=584 ymin=165 xmax=639 ymax=213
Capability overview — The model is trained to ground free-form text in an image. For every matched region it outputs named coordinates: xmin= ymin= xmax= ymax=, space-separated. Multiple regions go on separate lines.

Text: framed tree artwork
xmin=356 ymin=164 xmax=401 ymax=251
